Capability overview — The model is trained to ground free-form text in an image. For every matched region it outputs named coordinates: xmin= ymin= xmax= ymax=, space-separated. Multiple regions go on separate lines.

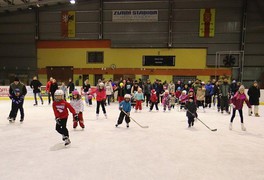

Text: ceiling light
xmin=70 ymin=0 xmax=75 ymax=4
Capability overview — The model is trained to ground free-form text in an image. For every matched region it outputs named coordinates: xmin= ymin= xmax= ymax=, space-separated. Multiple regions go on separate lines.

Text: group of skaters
xmin=6 ymin=76 xmax=261 ymax=146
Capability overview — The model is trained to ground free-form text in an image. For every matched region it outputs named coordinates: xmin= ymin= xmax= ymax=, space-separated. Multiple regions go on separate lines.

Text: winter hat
xmin=72 ymin=90 xmax=79 ymax=95
xmin=151 ymin=89 xmax=156 ymax=94
xmin=124 ymin=94 xmax=131 ymax=99
xmin=14 ymin=77 xmax=19 ymax=82
xmin=177 ymin=87 xmax=181 ymax=91
xmin=254 ymin=80 xmax=258 ymax=84
xmin=119 ymin=82 xmax=124 ymax=87
xmin=232 ymin=80 xmax=236 ymax=83
xmin=189 ymin=88 xmax=194 ymax=92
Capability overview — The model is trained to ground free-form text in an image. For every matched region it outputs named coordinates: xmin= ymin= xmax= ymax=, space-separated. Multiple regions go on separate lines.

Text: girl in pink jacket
xmin=229 ymin=85 xmax=251 ymax=131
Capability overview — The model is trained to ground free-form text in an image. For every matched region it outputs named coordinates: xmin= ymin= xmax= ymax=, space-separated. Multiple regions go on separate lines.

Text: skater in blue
xmin=116 ymin=94 xmax=131 ymax=128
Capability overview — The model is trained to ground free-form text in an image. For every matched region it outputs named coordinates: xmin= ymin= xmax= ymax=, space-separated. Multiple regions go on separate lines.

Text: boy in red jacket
xmin=52 ymin=89 xmax=78 ymax=146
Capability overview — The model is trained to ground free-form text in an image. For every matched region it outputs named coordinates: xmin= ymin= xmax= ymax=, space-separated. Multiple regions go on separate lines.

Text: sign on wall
xmin=112 ymin=10 xmax=158 ymax=22
xmin=142 ymin=56 xmax=175 ymax=66
xmin=199 ymin=8 xmax=215 ymax=37
xmin=61 ymin=11 xmax=76 ymax=38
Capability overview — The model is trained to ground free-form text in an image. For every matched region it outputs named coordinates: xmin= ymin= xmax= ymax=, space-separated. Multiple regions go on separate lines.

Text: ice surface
xmin=0 ymin=99 xmax=264 ymax=180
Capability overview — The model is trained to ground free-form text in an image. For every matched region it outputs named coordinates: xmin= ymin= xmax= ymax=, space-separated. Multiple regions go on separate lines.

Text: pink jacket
xmin=231 ymin=92 xmax=251 ymax=110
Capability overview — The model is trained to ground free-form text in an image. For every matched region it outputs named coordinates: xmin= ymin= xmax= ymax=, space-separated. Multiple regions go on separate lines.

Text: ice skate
xmin=126 ymin=123 xmax=129 ymax=128
xmin=104 ymin=113 xmax=107 ymax=119
xmin=115 ymin=124 xmax=118 ymax=127
xmin=96 ymin=114 xmax=99 ymax=120
xmin=241 ymin=123 xmax=246 ymax=131
xmin=20 ymin=118 xmax=24 ymax=123
xmin=62 ymin=135 xmax=67 ymax=141
xmin=64 ymin=138 xmax=71 ymax=146
xmin=229 ymin=123 xmax=232 ymax=130
xmin=255 ymin=113 xmax=260 ymax=117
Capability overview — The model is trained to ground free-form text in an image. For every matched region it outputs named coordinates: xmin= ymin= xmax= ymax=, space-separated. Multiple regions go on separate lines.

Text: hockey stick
xmin=121 ymin=109 xmax=149 ymax=128
xmin=187 ymin=109 xmax=217 ymax=132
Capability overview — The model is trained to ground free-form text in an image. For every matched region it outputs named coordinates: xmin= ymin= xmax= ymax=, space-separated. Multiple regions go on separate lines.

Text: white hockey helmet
xmin=99 ymin=82 xmax=105 ymax=87
xmin=54 ymin=89 xmax=64 ymax=101
xmin=124 ymin=94 xmax=131 ymax=99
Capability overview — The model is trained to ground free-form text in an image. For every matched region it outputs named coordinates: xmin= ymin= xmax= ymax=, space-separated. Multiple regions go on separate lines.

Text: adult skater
xmin=30 ymin=76 xmax=43 ymax=106
xmin=116 ymin=94 xmax=131 ymax=128
xmin=67 ymin=78 xmax=75 ymax=100
xmin=229 ymin=85 xmax=251 ymax=131
xmin=8 ymin=77 xmax=27 ymax=122
xmin=185 ymin=96 xmax=198 ymax=128
xmin=46 ymin=77 xmax=53 ymax=104
xmin=219 ymin=78 xmax=231 ymax=114
xmin=247 ymin=81 xmax=261 ymax=117
xmin=52 ymin=89 xmax=78 ymax=146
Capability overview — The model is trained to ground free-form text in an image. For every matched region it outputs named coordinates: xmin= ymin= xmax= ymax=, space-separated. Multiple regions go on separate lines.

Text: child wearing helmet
xmin=179 ymin=90 xmax=188 ymax=111
xmin=52 ymin=89 xmax=78 ymax=146
xmin=161 ymin=90 xmax=171 ymax=112
xmin=70 ymin=90 xmax=85 ymax=129
xmin=116 ymin=94 xmax=131 ymax=128
xmin=8 ymin=88 xmax=25 ymax=123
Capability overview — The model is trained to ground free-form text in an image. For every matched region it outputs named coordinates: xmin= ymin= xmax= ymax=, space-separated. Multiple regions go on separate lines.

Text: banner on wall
xmin=199 ymin=8 xmax=215 ymax=37
xmin=112 ymin=10 xmax=158 ymax=22
xmin=61 ymin=11 xmax=76 ymax=38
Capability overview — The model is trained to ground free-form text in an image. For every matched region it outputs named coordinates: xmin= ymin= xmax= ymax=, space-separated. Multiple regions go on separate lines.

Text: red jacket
xmin=150 ymin=92 xmax=158 ymax=103
xmin=46 ymin=81 xmax=52 ymax=92
xmin=53 ymin=100 xmax=76 ymax=119
xmin=96 ymin=88 xmax=106 ymax=101
xmin=231 ymin=92 xmax=251 ymax=110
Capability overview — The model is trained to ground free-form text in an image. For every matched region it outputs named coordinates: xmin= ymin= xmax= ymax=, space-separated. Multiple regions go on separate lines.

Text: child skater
xmin=116 ymin=94 xmax=131 ymax=128
xmin=179 ymin=90 xmax=188 ymax=111
xmin=134 ymin=88 xmax=144 ymax=112
xmin=149 ymin=89 xmax=159 ymax=112
xmin=70 ymin=90 xmax=85 ymax=129
xmin=52 ymin=89 xmax=78 ymax=146
xmin=185 ymin=96 xmax=198 ymax=128
xmin=170 ymin=93 xmax=176 ymax=109
xmin=94 ymin=83 xmax=107 ymax=119
xmin=8 ymin=88 xmax=25 ymax=123
xmin=196 ymin=86 xmax=206 ymax=112
xmin=229 ymin=85 xmax=251 ymax=131
xmin=162 ymin=90 xmax=171 ymax=112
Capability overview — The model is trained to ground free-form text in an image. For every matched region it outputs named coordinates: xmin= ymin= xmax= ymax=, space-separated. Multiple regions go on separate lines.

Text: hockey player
xmin=185 ymin=96 xmax=198 ymax=128
xmin=116 ymin=94 xmax=131 ymax=128
xmin=52 ymin=89 xmax=78 ymax=146
xmin=70 ymin=90 xmax=85 ymax=129
xmin=229 ymin=85 xmax=251 ymax=131
xmin=8 ymin=88 xmax=25 ymax=123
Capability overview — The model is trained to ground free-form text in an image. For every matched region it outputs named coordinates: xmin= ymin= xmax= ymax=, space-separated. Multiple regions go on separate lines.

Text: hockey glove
xmin=55 ymin=118 xmax=61 ymax=125
xmin=74 ymin=114 xmax=79 ymax=121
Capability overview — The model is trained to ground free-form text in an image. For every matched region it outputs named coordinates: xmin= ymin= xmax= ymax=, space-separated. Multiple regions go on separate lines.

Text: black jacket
xmin=30 ymin=80 xmax=42 ymax=93
xmin=185 ymin=101 xmax=197 ymax=118
xmin=248 ymin=86 xmax=260 ymax=105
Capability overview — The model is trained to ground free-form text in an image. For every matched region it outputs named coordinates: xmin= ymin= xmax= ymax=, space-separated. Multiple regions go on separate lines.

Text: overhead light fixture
xmin=70 ymin=0 xmax=75 ymax=4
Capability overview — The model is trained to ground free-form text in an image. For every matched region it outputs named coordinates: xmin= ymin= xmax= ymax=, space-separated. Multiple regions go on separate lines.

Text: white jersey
xmin=70 ymin=99 xmax=84 ymax=113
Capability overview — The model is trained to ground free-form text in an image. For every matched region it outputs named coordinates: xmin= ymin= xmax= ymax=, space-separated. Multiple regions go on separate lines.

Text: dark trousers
xmin=96 ymin=100 xmax=106 ymax=114
xmin=187 ymin=116 xmax=195 ymax=125
xmin=205 ymin=95 xmax=212 ymax=107
xmin=34 ymin=92 xmax=43 ymax=104
xmin=48 ymin=92 xmax=51 ymax=104
xmin=117 ymin=111 xmax=130 ymax=125
xmin=9 ymin=101 xmax=24 ymax=120
xmin=230 ymin=109 xmax=243 ymax=123
xmin=220 ymin=96 xmax=229 ymax=112
xmin=150 ymin=102 xmax=159 ymax=110
xmin=56 ymin=118 xmax=69 ymax=137
xmin=197 ymin=100 xmax=205 ymax=108
xmin=107 ymin=95 xmax=112 ymax=105
xmin=144 ymin=93 xmax=150 ymax=106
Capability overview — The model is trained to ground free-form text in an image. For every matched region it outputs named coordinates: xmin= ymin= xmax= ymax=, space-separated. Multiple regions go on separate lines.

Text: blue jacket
xmin=205 ymin=84 xmax=214 ymax=96
xmin=119 ymin=100 xmax=131 ymax=113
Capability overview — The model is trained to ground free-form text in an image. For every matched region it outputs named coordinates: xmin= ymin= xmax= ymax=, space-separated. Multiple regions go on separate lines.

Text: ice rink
xmin=0 ymin=99 xmax=264 ymax=180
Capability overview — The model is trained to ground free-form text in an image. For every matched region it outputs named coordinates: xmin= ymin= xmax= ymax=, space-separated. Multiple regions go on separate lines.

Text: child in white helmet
xmin=52 ymin=89 xmax=78 ymax=146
